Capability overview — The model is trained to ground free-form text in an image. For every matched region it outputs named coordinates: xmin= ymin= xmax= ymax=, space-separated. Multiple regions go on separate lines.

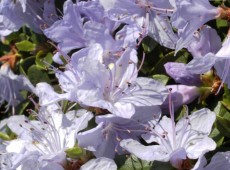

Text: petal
xmin=148 ymin=13 xmax=178 ymax=49
xmin=203 ymin=151 xmax=230 ymax=170
xmin=120 ymin=139 xmax=169 ymax=161
xmin=186 ymin=137 xmax=216 ymax=159
xmin=80 ymin=157 xmax=117 ymax=170
xmin=186 ymin=53 xmax=216 ymax=74
xmin=188 ymin=108 xmax=216 ymax=134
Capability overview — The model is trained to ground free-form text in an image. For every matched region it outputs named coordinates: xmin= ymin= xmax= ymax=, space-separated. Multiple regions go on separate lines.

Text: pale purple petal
xmin=80 ymin=157 xmax=117 ymax=170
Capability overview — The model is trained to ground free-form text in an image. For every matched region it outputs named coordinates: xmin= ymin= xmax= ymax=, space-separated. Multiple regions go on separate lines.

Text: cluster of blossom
xmin=0 ymin=0 xmax=230 ymax=169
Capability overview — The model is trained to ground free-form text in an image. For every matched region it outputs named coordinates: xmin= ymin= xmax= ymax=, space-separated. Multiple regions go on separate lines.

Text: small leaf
xmin=150 ymin=50 xmax=189 ymax=75
xmin=16 ymin=40 xmax=36 ymax=52
xmin=117 ymin=155 xmax=153 ymax=170
xmin=35 ymin=51 xmax=53 ymax=69
xmin=216 ymin=115 xmax=230 ymax=138
xmin=216 ymin=19 xmax=228 ymax=29
xmin=151 ymin=161 xmax=174 ymax=170
xmin=218 ymin=103 xmax=230 ymax=120
xmin=222 ymin=85 xmax=230 ymax=111
xmin=27 ymin=65 xmax=50 ymax=85
xmin=152 ymin=74 xmax=169 ymax=85
xmin=19 ymin=56 xmax=36 ymax=75
xmin=142 ymin=36 xmax=158 ymax=53
xmin=65 ymin=146 xmax=83 ymax=159
xmin=209 ymin=127 xmax=224 ymax=147
xmin=0 ymin=132 xmax=10 ymax=140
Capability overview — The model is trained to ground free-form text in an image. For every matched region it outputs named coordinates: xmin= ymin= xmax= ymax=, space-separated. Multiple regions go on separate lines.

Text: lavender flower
xmin=161 ymin=85 xmax=200 ymax=110
xmin=186 ymin=35 xmax=230 ymax=92
xmin=193 ymin=151 xmax=230 ymax=170
xmin=0 ymin=0 xmax=58 ymax=36
xmin=77 ymin=106 xmax=161 ymax=158
xmin=121 ymin=108 xmax=216 ymax=169
xmin=171 ymin=0 xmax=220 ymax=53
xmin=56 ymin=45 xmax=167 ymax=118
xmin=187 ymin=25 xmax=222 ymax=58
xmin=100 ymin=0 xmax=178 ymax=49
xmin=0 ymin=64 xmax=35 ymax=113
xmin=164 ymin=62 xmax=201 ymax=86
xmin=4 ymin=107 xmax=93 ymax=169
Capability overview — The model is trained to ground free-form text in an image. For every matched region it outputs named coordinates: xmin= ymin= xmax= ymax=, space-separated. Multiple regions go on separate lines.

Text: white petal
xmin=80 ymin=157 xmax=117 ymax=170
xmin=120 ymin=139 xmax=169 ymax=161
xmin=186 ymin=137 xmax=216 ymax=159
xmin=189 ymin=108 xmax=216 ymax=134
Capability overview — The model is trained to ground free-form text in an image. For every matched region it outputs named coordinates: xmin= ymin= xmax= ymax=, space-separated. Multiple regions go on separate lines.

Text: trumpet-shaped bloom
xmin=161 ymin=85 xmax=200 ymax=110
xmin=164 ymin=62 xmax=201 ymax=85
xmin=187 ymin=25 xmax=222 ymax=58
xmin=56 ymin=45 xmax=167 ymax=118
xmin=44 ymin=0 xmax=139 ymax=54
xmin=100 ymin=0 xmax=178 ymax=49
xmin=186 ymin=36 xmax=230 ymax=91
xmin=77 ymin=106 xmax=161 ymax=159
xmin=0 ymin=0 xmax=58 ymax=36
xmin=171 ymin=0 xmax=220 ymax=53
xmin=4 ymin=107 xmax=93 ymax=169
xmin=120 ymin=108 xmax=216 ymax=169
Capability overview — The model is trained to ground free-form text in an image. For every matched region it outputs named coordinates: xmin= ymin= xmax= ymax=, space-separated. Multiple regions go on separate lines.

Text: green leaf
xmin=209 ymin=127 xmax=224 ymax=147
xmin=216 ymin=19 xmax=228 ymax=29
xmin=222 ymin=85 xmax=230 ymax=111
xmin=218 ymin=103 xmax=230 ymax=120
xmin=27 ymin=65 xmax=50 ymax=85
xmin=142 ymin=36 xmax=158 ymax=53
xmin=175 ymin=105 xmax=187 ymax=122
xmin=35 ymin=51 xmax=53 ymax=69
xmin=4 ymin=126 xmax=17 ymax=139
xmin=0 ymin=132 xmax=11 ymax=140
xmin=5 ymin=32 xmax=21 ymax=44
xmin=117 ymin=155 xmax=153 ymax=170
xmin=152 ymin=74 xmax=169 ymax=85
xmin=151 ymin=161 xmax=175 ymax=170
xmin=15 ymin=99 xmax=30 ymax=115
xmin=19 ymin=56 xmax=36 ymax=75
xmin=65 ymin=146 xmax=83 ymax=159
xmin=16 ymin=40 xmax=36 ymax=52
xmin=216 ymin=115 xmax=230 ymax=138
xmin=150 ymin=50 xmax=189 ymax=75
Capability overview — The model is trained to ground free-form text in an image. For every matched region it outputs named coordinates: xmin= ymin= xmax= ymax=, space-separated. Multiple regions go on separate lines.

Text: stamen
xmin=168 ymin=88 xmax=176 ymax=149
xmin=137 ymin=51 xmax=146 ymax=72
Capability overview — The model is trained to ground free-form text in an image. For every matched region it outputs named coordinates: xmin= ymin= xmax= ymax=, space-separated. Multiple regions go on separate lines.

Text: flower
xmin=51 ymin=44 xmax=167 ymax=118
xmin=120 ymin=108 xmax=216 ymax=169
xmin=164 ymin=62 xmax=201 ymax=86
xmin=187 ymin=25 xmax=222 ymax=58
xmin=161 ymin=85 xmax=200 ymax=110
xmin=0 ymin=64 xmax=35 ymax=113
xmin=186 ymin=35 xmax=230 ymax=93
xmin=0 ymin=0 xmax=58 ymax=36
xmin=4 ymin=107 xmax=93 ymax=169
xmin=100 ymin=0 xmax=178 ymax=49
xmin=44 ymin=0 xmax=139 ymax=55
xmin=77 ymin=106 xmax=161 ymax=159
xmin=171 ymin=0 xmax=220 ymax=53
xmin=193 ymin=151 xmax=230 ymax=170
